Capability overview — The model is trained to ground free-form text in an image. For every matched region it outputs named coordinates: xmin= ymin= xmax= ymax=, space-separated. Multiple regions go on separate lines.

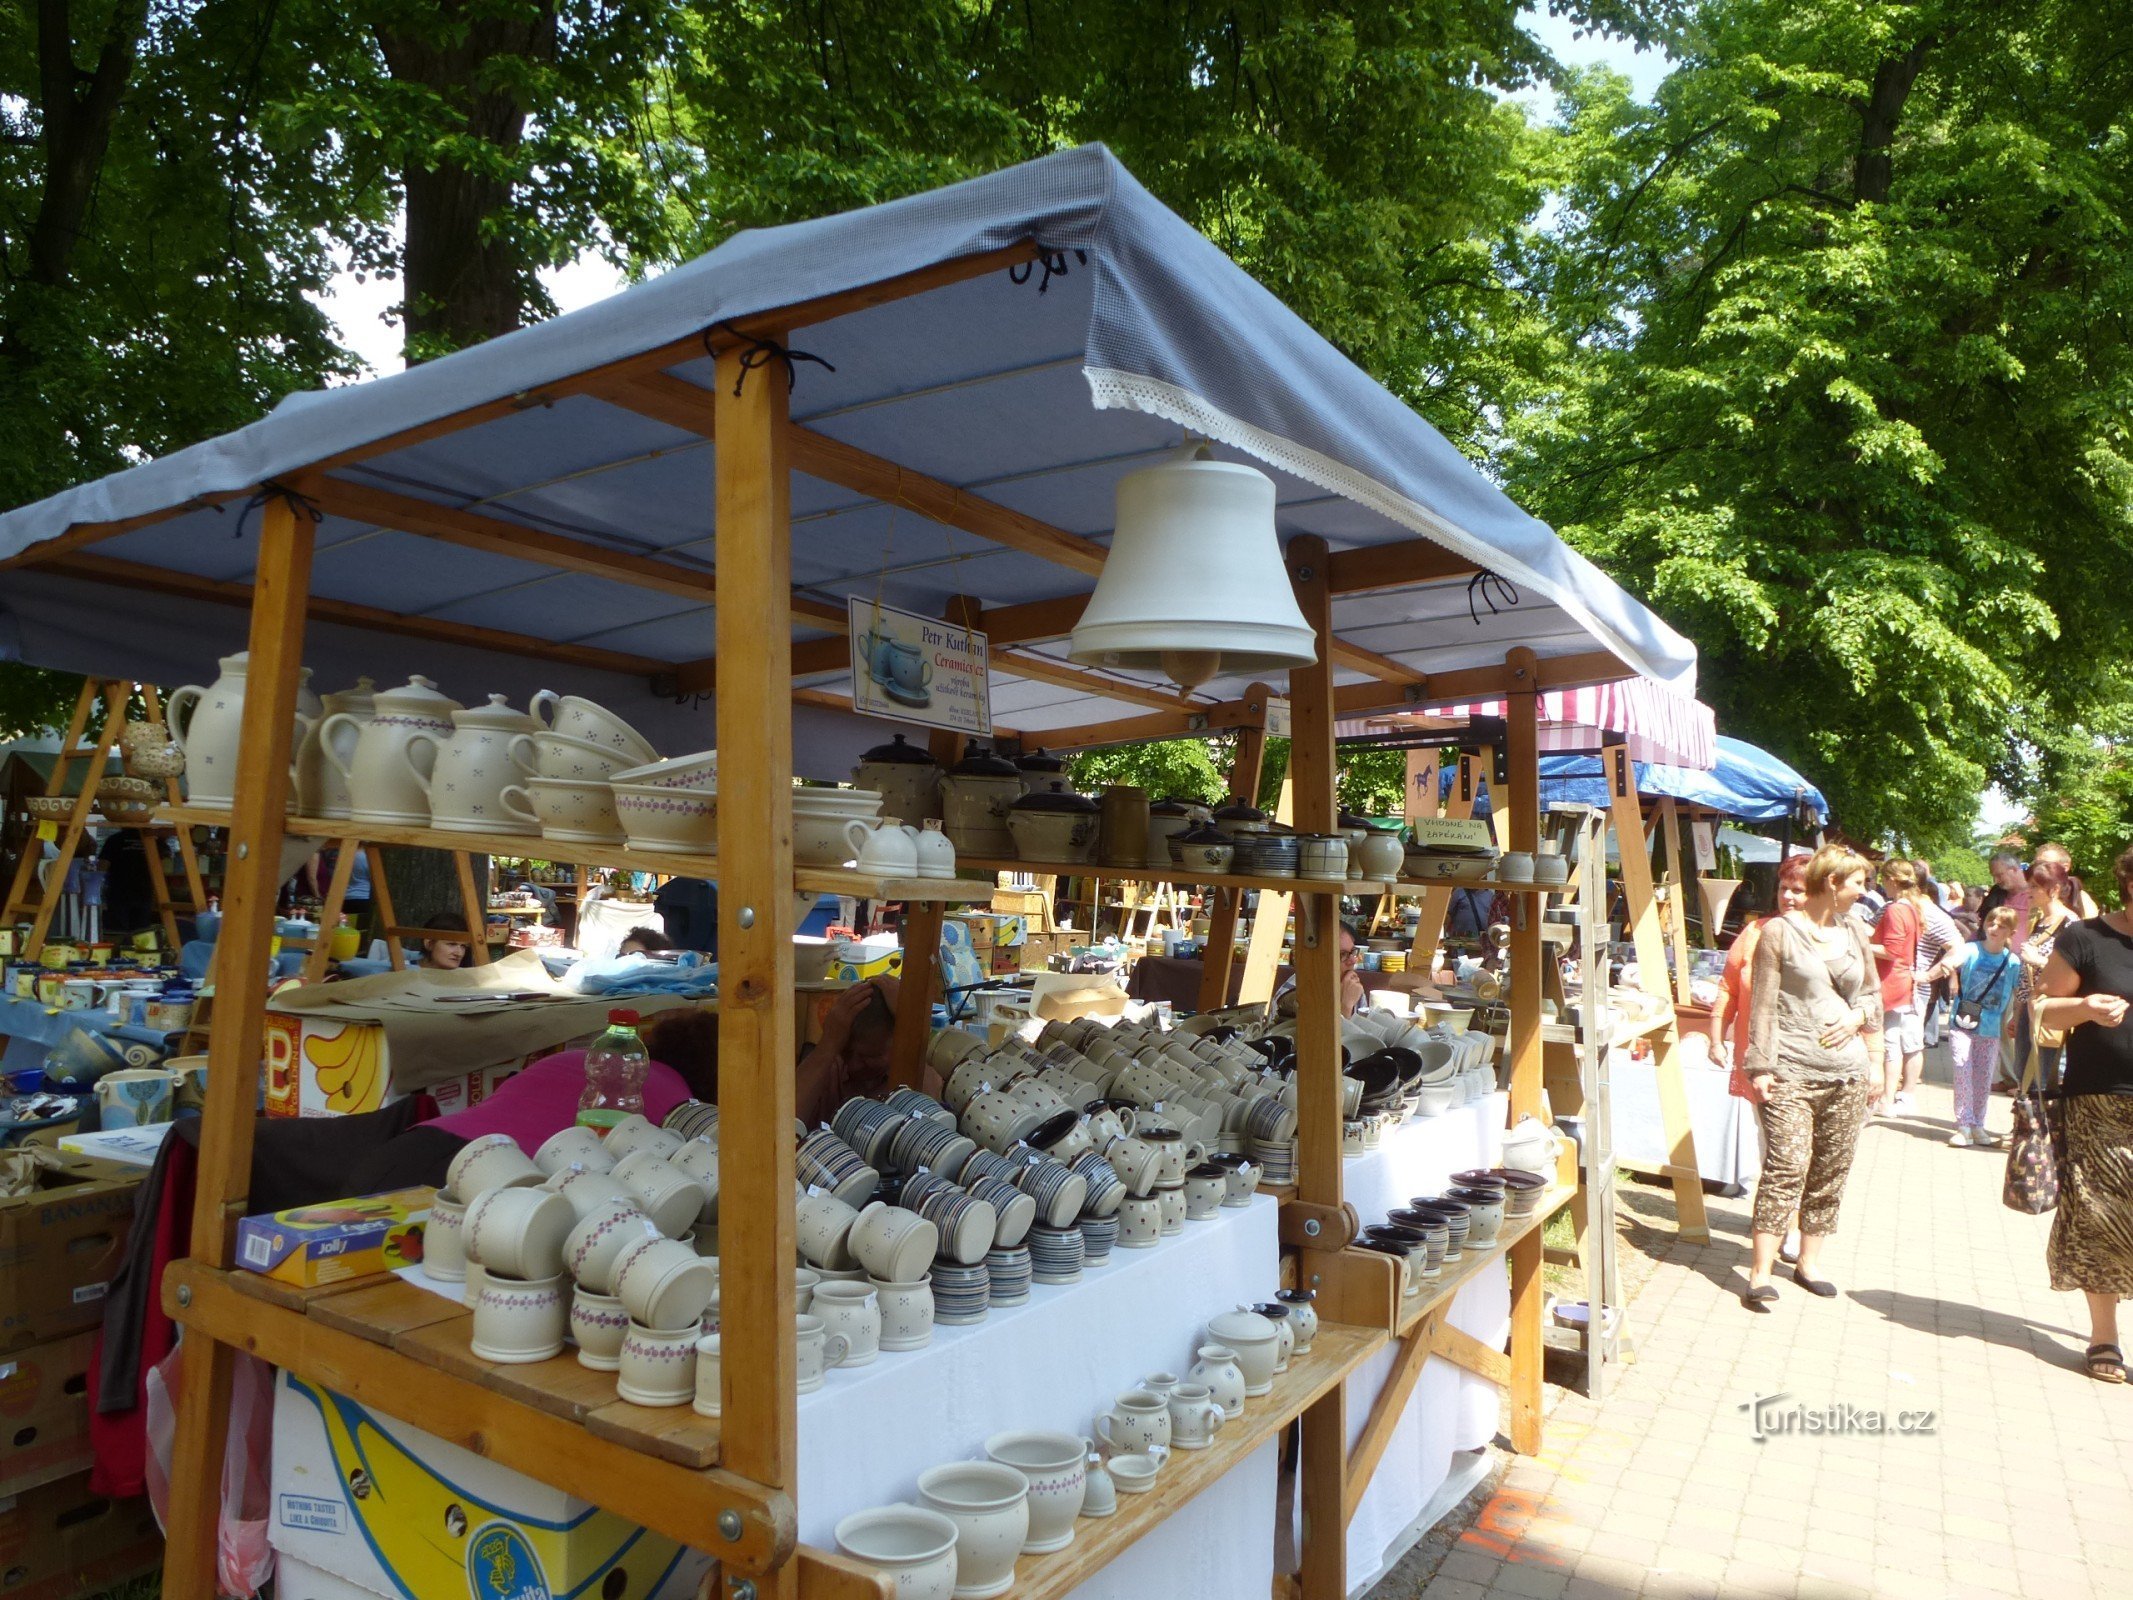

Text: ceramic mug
xmin=570 ymin=1287 xmax=630 ymax=1370
xmin=796 ymin=1314 xmax=850 ymax=1394
xmin=1167 ymin=1383 xmax=1227 ymax=1449
xmin=1104 ymin=1135 xmax=1164 ymax=1198
xmin=612 ymin=1234 xmax=717 ymax=1331
xmin=1095 ymin=1390 xmax=1171 ymax=1456
xmin=870 ymin=1276 xmax=935 ymax=1352
xmin=796 ymin=1193 xmax=862 ymax=1270
xmin=534 ymin=1126 xmax=612 ymax=1176
xmin=469 ymin=1272 xmax=568 ymax=1364
xmin=1156 ymin=1185 xmax=1187 ymax=1235
xmin=616 ymin=1320 xmax=698 ymax=1407
xmin=464 ymin=1186 xmax=576 ymax=1281
xmin=447 ymin=1133 xmax=544 ymax=1198
xmin=916 ymin=1462 xmax=1030 ymax=1600
xmin=547 ymin=1164 xmax=634 ymax=1220
xmin=565 ymin=1199 xmax=659 ymax=1294
xmin=692 ymin=1332 xmax=722 ymax=1417
xmin=794 ymin=1266 xmax=821 ymax=1315
xmin=421 ymin=1191 xmax=468 ymax=1283
xmin=1184 ymin=1169 xmax=1226 ymax=1219
xmin=1116 ymin=1195 xmax=1162 ymax=1249
xmin=612 ymin=1150 xmax=710 ymax=1238
xmin=810 ymin=1281 xmax=881 ymax=1367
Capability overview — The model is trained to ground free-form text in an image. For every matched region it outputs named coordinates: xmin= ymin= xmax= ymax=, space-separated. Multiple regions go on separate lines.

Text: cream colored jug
xmin=405 ymin=695 xmax=540 ymax=834
xmin=325 ymin=675 xmax=460 ymax=825
xmin=297 ymin=677 xmax=376 ymax=819
xmin=167 ymin=651 xmax=311 ymax=810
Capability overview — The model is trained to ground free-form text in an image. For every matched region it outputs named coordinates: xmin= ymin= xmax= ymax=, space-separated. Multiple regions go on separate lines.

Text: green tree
xmin=1508 ymin=0 xmax=2133 ymax=847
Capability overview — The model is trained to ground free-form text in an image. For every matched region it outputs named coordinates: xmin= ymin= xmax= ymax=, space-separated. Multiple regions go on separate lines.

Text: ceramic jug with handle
xmin=328 ymin=675 xmax=461 ymax=825
xmin=854 ymin=822 xmax=921 ymax=877
xmin=296 ymin=677 xmax=376 ymax=819
xmin=404 ymin=694 xmax=540 ymax=834
xmin=168 ymin=651 xmax=312 ymax=810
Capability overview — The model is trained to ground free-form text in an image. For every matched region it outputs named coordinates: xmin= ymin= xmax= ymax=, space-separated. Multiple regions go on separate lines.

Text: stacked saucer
xmin=930 ymin=1258 xmax=990 ymax=1326
xmin=797 ymin=1129 xmax=878 ymax=1206
xmin=1079 ymin=1214 xmax=1119 ymax=1265
xmin=985 ymin=1244 xmax=1033 ymax=1306
xmin=884 ymin=1086 xmax=955 ymax=1125
xmin=1250 ymin=1137 xmax=1297 ymax=1187
xmin=1027 ymin=1224 xmax=1085 ymax=1286
xmin=908 ymin=1183 xmax=997 ymax=1267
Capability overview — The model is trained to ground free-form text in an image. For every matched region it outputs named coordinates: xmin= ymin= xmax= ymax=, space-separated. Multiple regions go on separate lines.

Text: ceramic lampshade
xmin=1069 ymin=446 xmax=1317 ymax=689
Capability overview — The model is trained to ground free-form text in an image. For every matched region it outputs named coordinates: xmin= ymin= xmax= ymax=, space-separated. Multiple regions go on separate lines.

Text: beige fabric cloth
xmin=1745 ymin=913 xmax=1882 ymax=1083
xmin=267 ymin=948 xmax=687 ymax=1087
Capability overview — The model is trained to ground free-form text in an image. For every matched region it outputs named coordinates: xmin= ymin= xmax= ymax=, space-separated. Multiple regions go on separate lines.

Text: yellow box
xmin=236 ymin=1188 xmax=431 ymax=1286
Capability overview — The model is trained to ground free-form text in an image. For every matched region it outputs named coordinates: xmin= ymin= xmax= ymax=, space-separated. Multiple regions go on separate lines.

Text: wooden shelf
xmin=956 ymin=854 xmax=1545 ymax=899
xmin=995 ymin=1321 xmax=1383 ymax=1600
xmin=1394 ymin=1185 xmax=1577 ymax=1337
xmin=1540 ymin=1009 xmax=1675 ymax=1049
xmin=157 ymin=805 xmax=991 ymax=904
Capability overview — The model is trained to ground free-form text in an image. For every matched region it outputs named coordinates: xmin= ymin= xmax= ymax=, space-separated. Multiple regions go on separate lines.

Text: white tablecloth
xmin=798 ymin=1193 xmax=1283 ymax=1600
xmin=1330 ymin=1095 xmax=1509 ymax=1591
xmin=1608 ymin=1058 xmax=1759 ymax=1191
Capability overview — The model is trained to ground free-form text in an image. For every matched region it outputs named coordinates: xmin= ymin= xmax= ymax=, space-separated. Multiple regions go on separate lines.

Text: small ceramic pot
xmin=870 ymin=1276 xmax=936 ymax=1352
xmin=810 ymin=1281 xmax=881 ymax=1367
xmin=1276 ymin=1288 xmax=1319 ymax=1352
xmin=565 ymin=1199 xmax=659 ymax=1294
xmin=534 ymin=1126 xmax=612 ymax=1177
xmin=1254 ymin=1302 xmax=1296 ymax=1372
xmin=1183 ymin=1165 xmax=1227 ymax=1220
xmin=464 ymin=1186 xmax=575 ymax=1281
xmin=1156 ymin=1184 xmax=1186 ymax=1235
xmin=616 ymin=1320 xmax=698 ymax=1407
xmin=692 ymin=1332 xmax=722 ymax=1417
xmin=1187 ymin=1343 xmax=1248 ymax=1419
xmin=469 ymin=1272 xmax=568 ymax=1364
xmin=447 ymin=1134 xmax=544 ymax=1198
xmin=421 ymin=1191 xmax=468 ymax=1283
xmin=1116 ymin=1195 xmax=1162 ymax=1249
xmin=917 ymin=1461 xmax=1031 ymax=1600
xmin=983 ymin=1430 xmax=1086 ymax=1554
xmin=612 ymin=1234 xmax=717 ymax=1330
xmin=570 ymin=1287 xmax=630 ymax=1370
xmin=834 ymin=1506 xmax=960 ymax=1600
xmin=1167 ymin=1383 xmax=1227 ymax=1449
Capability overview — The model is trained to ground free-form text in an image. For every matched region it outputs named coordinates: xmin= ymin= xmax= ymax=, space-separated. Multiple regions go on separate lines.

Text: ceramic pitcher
xmin=296 ymin=677 xmax=376 ymax=819
xmin=326 ymin=675 xmax=461 ymax=825
xmin=168 ymin=651 xmax=312 ymax=810
xmin=404 ymin=694 xmax=540 ymax=834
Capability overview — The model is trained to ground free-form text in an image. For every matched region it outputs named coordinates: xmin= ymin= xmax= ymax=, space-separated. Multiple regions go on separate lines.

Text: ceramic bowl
xmin=616 ymin=1320 xmax=698 ymax=1407
xmin=502 ymin=776 xmax=626 ymax=844
xmin=447 ymin=1133 xmax=544 ymax=1198
xmin=612 ymin=1150 xmax=710 ymax=1238
xmin=1107 ymin=1452 xmax=1167 ymax=1494
xmin=612 ymin=783 xmax=717 ymax=851
xmin=533 ymin=729 xmax=642 ymax=782
xmin=791 ymin=785 xmax=888 ymax=818
xmin=570 ymin=1287 xmax=630 ymax=1369
xmin=564 ymin=1197 xmax=660 ymax=1293
xmin=916 ymin=1461 xmax=1031 ymax=1600
xmin=612 ymin=1234 xmax=717 ymax=1330
xmin=834 ymin=1506 xmax=960 ymax=1600
xmin=469 ymin=1271 xmax=568 ymax=1364
xmin=532 ymin=691 xmax=658 ymax=765
xmin=464 ymin=1185 xmax=575 ymax=1280
xmin=609 ymin=750 xmax=718 ymax=793
xmin=983 ymin=1430 xmax=1087 ymax=1553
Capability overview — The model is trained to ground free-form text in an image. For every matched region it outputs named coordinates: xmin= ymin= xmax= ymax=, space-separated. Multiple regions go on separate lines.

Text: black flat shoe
xmin=1792 ymin=1269 xmax=1838 ymax=1298
xmin=1742 ymin=1284 xmax=1779 ymax=1312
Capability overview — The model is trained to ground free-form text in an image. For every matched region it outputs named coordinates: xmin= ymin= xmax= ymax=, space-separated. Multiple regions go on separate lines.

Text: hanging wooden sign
xmin=847 ymin=598 xmax=993 ymax=735
xmin=1690 ymin=818 xmax=1717 ymax=872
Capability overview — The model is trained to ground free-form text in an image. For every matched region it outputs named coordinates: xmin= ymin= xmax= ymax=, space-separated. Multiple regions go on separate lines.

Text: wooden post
xmin=1235 ymin=779 xmax=1294 ymax=1005
xmin=1658 ymin=798 xmax=1694 ymax=1004
xmin=163 ymin=497 xmax=316 ymax=1599
xmin=1286 ymin=537 xmax=1347 ymax=1600
xmin=304 ymin=841 xmax=362 ymax=981
xmin=890 ymin=898 xmax=945 ymax=1091
xmin=1407 ymin=749 xmax=1488 ymax=967
xmin=1198 ymin=701 xmax=1270 ymax=1010
xmin=366 ymin=845 xmax=406 ymax=969
xmin=713 ymin=334 xmax=800 ymax=1570
xmin=1503 ymin=651 xmax=1547 ymax=1458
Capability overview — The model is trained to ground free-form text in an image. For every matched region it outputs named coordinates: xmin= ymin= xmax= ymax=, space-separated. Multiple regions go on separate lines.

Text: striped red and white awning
xmin=1338 ymin=679 xmax=1716 ymax=769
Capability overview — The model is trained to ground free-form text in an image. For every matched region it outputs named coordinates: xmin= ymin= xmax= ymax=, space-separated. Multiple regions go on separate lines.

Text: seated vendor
xmin=618 ymin=925 xmax=676 ymax=957
xmin=1271 ymin=923 xmax=1367 ymax=1018
xmin=417 ymin=912 xmax=472 ymax=970
xmin=795 ymin=976 xmax=901 ymax=1129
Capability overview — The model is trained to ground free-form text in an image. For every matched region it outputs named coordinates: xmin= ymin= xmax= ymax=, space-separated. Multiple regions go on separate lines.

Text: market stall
xmin=0 ymin=145 xmax=1698 ymax=1600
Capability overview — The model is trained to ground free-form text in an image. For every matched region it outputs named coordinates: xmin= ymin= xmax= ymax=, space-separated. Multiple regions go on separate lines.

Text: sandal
xmin=1791 ymin=1269 xmax=1839 ymax=1298
xmin=2087 ymin=1344 xmax=2126 ymax=1383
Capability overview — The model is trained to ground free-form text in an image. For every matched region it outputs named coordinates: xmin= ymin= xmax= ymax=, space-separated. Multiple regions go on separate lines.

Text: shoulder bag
xmin=1952 ymin=952 xmax=2010 ymax=1033
xmin=2002 ymin=1030 xmax=2064 ymax=1214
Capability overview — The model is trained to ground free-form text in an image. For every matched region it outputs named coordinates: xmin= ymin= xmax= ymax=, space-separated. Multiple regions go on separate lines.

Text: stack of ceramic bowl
xmin=1079 ymin=1213 xmax=1119 ymax=1263
xmin=1489 ymin=1167 xmax=1550 ymax=1216
xmin=1026 ymin=1223 xmax=1085 ymax=1285
xmin=930 ymin=1258 xmax=991 ymax=1325
xmin=1229 ymin=831 xmax=1300 ymax=877
xmin=797 ymin=1127 xmax=880 ymax=1207
xmin=792 ymin=786 xmax=887 ymax=867
xmin=985 ymin=1244 xmax=1032 ymax=1305
xmin=593 ymin=749 xmax=715 ymax=852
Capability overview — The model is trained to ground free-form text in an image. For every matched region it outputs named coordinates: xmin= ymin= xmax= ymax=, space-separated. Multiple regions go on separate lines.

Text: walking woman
xmin=2036 ymin=846 xmax=2133 ymax=1383
xmin=2014 ymin=860 xmax=2080 ymax=1087
xmin=1920 ymin=907 xmax=2024 ymax=1147
xmin=1741 ymin=845 xmax=1883 ymax=1309
xmin=1870 ymin=859 xmax=1925 ymax=1114
xmin=1710 ymin=855 xmax=1810 ymax=1260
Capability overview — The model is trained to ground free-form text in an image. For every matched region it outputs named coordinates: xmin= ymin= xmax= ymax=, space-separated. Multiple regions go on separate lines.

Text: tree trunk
xmin=373 ymin=2 xmax=557 ymax=359
xmin=1853 ymin=37 xmax=1933 ymax=206
xmin=27 ymin=0 xmax=147 ymax=286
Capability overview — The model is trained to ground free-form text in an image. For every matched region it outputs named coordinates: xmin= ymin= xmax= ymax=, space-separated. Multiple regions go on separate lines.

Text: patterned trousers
xmin=1944 ymin=1028 xmax=1998 ymax=1129
xmin=1755 ymin=1074 xmax=1872 ymax=1237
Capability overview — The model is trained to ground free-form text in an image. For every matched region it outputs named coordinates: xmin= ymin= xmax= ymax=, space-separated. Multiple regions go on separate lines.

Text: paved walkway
xmin=1394 ymin=1075 xmax=2133 ymax=1600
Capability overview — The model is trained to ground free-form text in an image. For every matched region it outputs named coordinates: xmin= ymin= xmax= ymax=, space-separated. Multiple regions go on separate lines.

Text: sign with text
xmin=847 ymin=598 xmax=992 ymax=735
xmin=1264 ymin=698 xmax=1293 ymax=738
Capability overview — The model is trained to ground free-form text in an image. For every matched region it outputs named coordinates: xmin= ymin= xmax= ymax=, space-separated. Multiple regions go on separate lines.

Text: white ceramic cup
xmin=613 ymin=1234 xmax=717 ymax=1331
xmin=692 ymin=1331 xmax=722 ymax=1417
xmin=547 ymin=1164 xmax=634 ymax=1220
xmin=916 ymin=1461 xmax=1030 ymax=1600
xmin=564 ymin=1198 xmax=659 ymax=1295
xmin=616 ymin=1320 xmax=698 ymax=1407
xmin=869 ymin=1276 xmax=935 ymax=1352
xmin=983 ymin=1430 xmax=1086 ymax=1554
xmin=469 ymin=1271 xmax=568 ymax=1364
xmin=534 ymin=1126 xmax=613 ymax=1176
xmin=421 ymin=1191 xmax=468 ymax=1283
xmin=810 ymin=1281 xmax=881 ymax=1367
xmin=613 ymin=1150 xmax=709 ymax=1238
xmin=1107 ymin=1448 xmax=1168 ymax=1493
xmin=1167 ymin=1382 xmax=1227 ymax=1449
xmin=1116 ymin=1195 xmax=1162 ymax=1249
xmin=1095 ymin=1389 xmax=1171 ymax=1456
xmin=795 ymin=1314 xmax=849 ymax=1394
xmin=447 ymin=1133 xmax=544 ymax=1198
xmin=834 ymin=1506 xmax=960 ymax=1600
xmin=795 ymin=1265 xmax=821 ymax=1315
xmin=849 ymin=1203 xmax=940 ymax=1285
xmin=570 ymin=1287 xmax=630 ymax=1370
xmin=464 ymin=1185 xmax=576 ymax=1281
xmin=796 ymin=1192 xmax=862 ymax=1270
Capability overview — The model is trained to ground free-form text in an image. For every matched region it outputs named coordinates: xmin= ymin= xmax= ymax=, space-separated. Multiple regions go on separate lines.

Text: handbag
xmin=2002 ymin=1032 xmax=2063 ymax=1214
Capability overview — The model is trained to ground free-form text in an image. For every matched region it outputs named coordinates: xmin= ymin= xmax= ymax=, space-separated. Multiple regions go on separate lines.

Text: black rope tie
xmin=709 ymin=322 xmax=836 ymax=396
xmin=228 ymin=480 xmax=325 ymax=541
xmin=1008 ymin=248 xmax=1088 ymax=293
xmin=1467 ymin=570 xmax=1521 ymax=627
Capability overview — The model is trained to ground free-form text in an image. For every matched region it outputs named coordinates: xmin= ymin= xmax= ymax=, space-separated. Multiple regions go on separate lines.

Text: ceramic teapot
xmin=167 ymin=651 xmax=313 ymax=811
xmin=405 ymin=695 xmax=540 ymax=834
xmin=326 ymin=675 xmax=461 ymax=826
xmin=296 ymin=677 xmax=376 ymax=819
xmin=852 ymin=733 xmax=943 ymax=826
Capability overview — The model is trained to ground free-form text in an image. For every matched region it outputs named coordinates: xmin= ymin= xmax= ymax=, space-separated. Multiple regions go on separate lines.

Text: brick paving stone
xmin=1488 ymin=1567 xmax=1572 ymax=1600
xmin=1422 ymin=1581 xmax=1492 ymax=1600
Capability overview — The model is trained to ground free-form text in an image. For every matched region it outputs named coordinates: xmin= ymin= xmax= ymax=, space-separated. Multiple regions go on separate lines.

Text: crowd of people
xmin=1706 ymin=840 xmax=2133 ymax=1384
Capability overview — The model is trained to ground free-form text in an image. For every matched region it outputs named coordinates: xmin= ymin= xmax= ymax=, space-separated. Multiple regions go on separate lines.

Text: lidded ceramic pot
xmin=330 ymin=674 xmax=462 ymax=825
xmin=406 ymin=693 xmax=541 ymax=834
xmin=852 ymin=732 xmax=943 ymax=826
xmin=1006 ymin=785 xmax=1099 ymax=865
xmin=938 ymin=744 xmax=1023 ymax=857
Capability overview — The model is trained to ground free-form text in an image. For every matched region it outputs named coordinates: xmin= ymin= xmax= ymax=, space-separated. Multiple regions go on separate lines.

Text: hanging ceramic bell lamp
xmin=1068 ymin=443 xmax=1319 ymax=691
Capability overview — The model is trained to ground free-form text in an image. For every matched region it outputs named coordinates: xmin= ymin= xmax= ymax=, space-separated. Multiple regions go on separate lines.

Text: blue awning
xmin=1537 ymin=736 xmax=1829 ymax=824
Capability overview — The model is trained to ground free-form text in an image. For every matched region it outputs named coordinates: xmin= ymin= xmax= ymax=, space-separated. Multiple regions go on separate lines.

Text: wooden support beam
xmin=889 ymin=899 xmax=946 ymax=1093
xmin=164 ymin=496 xmax=316 ymax=1600
xmin=1236 ymin=778 xmax=1295 ymax=1007
xmin=713 ymin=333 xmax=800 ymax=1512
xmin=1658 ymin=798 xmax=1695 ymax=1005
xmin=1505 ymin=658 xmax=1542 ymax=1126
xmin=1285 ymin=528 xmax=1343 ymax=1222
xmin=1325 ymin=538 xmax=1480 ymax=594
xmin=1407 ymin=750 xmax=1488 ymax=966
xmin=1429 ymin=1317 xmax=1511 ymax=1387
xmin=1344 ymin=1315 xmax=1438 ymax=1517
xmin=1508 ymin=1229 xmax=1545 ymax=1456
xmin=1198 ymin=706 xmax=1271 ymax=1010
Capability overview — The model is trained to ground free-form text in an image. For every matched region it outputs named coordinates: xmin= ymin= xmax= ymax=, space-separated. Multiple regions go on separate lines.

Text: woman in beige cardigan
xmin=1742 ymin=845 xmax=1884 ymax=1309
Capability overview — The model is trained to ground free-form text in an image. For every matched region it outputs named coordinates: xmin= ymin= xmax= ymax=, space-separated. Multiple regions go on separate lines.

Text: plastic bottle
xmin=577 ymin=1008 xmax=649 ymax=1132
